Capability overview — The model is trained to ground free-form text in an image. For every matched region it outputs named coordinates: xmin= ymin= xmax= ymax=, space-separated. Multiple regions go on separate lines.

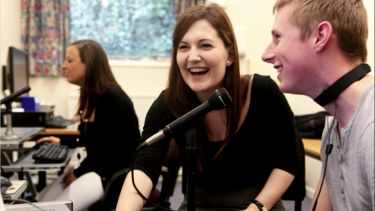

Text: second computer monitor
xmin=7 ymin=46 xmax=29 ymax=95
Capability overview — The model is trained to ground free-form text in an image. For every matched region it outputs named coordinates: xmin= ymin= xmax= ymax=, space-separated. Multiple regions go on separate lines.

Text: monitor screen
xmin=7 ymin=46 xmax=29 ymax=95
xmin=2 ymin=65 xmax=9 ymax=93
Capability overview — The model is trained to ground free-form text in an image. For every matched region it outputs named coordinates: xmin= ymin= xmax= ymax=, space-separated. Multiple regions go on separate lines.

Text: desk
xmin=1 ymin=127 xmax=79 ymax=198
xmin=2 ymin=148 xmax=74 ymax=173
xmin=302 ymin=138 xmax=321 ymax=160
xmin=302 ymin=138 xmax=322 ymax=199
xmin=38 ymin=128 xmax=80 ymax=136
xmin=2 ymin=148 xmax=75 ymax=198
xmin=0 ymin=127 xmax=44 ymax=150
xmin=1 ymin=127 xmax=45 ymax=166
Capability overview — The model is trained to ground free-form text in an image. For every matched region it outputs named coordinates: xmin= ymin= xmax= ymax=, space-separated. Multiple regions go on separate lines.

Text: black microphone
xmin=0 ymin=86 xmax=31 ymax=105
xmin=142 ymin=88 xmax=232 ymax=146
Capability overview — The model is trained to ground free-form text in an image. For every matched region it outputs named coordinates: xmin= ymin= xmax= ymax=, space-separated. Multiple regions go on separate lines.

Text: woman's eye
xmin=178 ymin=44 xmax=188 ymax=50
xmin=201 ymin=43 xmax=213 ymax=49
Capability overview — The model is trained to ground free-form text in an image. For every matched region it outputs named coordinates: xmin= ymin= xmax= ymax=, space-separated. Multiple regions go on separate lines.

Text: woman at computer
xmin=36 ymin=39 xmax=140 ymax=210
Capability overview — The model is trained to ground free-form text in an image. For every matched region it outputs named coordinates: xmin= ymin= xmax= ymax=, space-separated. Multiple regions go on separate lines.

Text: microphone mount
xmin=1 ymin=86 xmax=31 ymax=140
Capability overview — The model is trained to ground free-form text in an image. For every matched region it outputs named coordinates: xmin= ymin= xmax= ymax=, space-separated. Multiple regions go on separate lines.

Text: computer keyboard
xmin=32 ymin=143 xmax=69 ymax=163
xmin=46 ymin=116 xmax=74 ymax=128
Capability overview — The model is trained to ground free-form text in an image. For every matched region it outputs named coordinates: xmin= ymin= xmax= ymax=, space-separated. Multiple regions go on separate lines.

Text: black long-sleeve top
xmin=134 ymin=74 xmax=299 ymax=191
xmin=62 ymin=85 xmax=140 ymax=186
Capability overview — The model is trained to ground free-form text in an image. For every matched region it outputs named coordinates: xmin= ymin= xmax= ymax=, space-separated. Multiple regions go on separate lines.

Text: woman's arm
xmin=244 ymin=168 xmax=294 ymax=211
xmin=36 ymin=136 xmax=61 ymax=144
xmin=116 ymin=170 xmax=154 ymax=211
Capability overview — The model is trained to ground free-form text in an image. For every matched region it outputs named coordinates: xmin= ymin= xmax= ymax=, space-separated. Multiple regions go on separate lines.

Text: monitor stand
xmin=1 ymin=103 xmax=21 ymax=140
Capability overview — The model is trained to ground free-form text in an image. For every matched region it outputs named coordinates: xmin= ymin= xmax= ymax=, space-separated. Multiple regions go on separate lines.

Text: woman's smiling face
xmin=176 ymin=19 xmax=233 ymax=100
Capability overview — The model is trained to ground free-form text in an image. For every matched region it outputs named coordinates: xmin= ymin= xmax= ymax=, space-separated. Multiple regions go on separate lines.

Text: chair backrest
xmin=102 ymin=168 xmax=130 ymax=210
xmin=101 ymin=140 xmax=181 ymax=211
xmin=281 ymin=134 xmax=306 ymax=211
xmin=101 ymin=165 xmax=180 ymax=211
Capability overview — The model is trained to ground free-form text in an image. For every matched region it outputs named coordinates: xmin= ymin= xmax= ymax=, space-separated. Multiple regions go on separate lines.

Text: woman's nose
xmin=61 ymin=62 xmax=68 ymax=72
xmin=188 ymin=48 xmax=202 ymax=62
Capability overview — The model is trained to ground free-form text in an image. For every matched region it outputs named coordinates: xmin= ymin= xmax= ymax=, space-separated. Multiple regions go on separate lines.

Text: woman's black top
xmin=134 ymin=74 xmax=299 ymax=191
xmin=62 ymin=85 xmax=140 ymax=186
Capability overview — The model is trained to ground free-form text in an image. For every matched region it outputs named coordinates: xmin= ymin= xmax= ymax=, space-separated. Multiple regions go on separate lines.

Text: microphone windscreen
xmin=208 ymin=88 xmax=232 ymax=110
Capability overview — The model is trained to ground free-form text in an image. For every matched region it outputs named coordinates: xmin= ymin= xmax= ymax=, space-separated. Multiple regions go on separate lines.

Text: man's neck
xmin=324 ymin=75 xmax=373 ymax=127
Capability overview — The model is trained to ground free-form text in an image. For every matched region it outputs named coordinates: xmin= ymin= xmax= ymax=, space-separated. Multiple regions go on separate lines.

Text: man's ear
xmin=313 ymin=21 xmax=333 ymax=52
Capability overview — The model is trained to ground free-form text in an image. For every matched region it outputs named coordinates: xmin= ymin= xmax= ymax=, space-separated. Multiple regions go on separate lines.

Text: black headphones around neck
xmin=314 ymin=63 xmax=371 ymax=106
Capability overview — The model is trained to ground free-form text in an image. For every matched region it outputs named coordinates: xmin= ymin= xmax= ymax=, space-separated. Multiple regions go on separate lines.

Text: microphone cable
xmin=130 ymin=143 xmax=175 ymax=211
xmin=311 ymin=115 xmax=335 ymax=211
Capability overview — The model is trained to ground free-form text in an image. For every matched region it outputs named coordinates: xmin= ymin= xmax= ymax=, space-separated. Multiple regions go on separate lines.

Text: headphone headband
xmin=314 ymin=63 xmax=371 ymax=106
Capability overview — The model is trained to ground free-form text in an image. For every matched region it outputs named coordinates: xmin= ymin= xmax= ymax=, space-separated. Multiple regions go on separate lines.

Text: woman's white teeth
xmin=190 ymin=68 xmax=207 ymax=73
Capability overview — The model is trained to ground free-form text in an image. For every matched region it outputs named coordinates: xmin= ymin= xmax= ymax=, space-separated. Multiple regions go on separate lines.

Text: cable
xmin=130 ymin=144 xmax=175 ymax=211
xmin=311 ymin=143 xmax=333 ymax=211
xmin=311 ymin=116 xmax=335 ymax=211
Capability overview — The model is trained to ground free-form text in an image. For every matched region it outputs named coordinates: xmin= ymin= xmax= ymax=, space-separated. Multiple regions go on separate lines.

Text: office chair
xmin=100 ymin=164 xmax=180 ymax=211
xmin=281 ymin=134 xmax=306 ymax=211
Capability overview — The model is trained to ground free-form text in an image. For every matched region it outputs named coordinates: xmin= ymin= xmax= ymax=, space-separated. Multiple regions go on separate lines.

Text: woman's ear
xmin=226 ymin=48 xmax=234 ymax=66
xmin=226 ymin=59 xmax=233 ymax=66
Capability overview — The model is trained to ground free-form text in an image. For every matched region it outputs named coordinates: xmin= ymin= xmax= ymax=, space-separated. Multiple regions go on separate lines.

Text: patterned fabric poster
xmin=21 ymin=0 xmax=70 ymax=76
xmin=70 ymin=0 xmax=176 ymax=58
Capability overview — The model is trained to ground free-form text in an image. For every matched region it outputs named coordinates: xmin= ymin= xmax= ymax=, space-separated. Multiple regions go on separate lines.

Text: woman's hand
xmin=36 ymin=136 xmax=61 ymax=145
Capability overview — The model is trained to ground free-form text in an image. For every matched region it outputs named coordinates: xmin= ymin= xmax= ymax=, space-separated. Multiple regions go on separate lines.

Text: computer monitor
xmin=2 ymin=65 xmax=10 ymax=94
xmin=7 ymin=46 xmax=29 ymax=95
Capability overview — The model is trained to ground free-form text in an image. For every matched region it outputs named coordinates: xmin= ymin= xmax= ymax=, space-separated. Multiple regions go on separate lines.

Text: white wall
xmin=1 ymin=0 xmax=374 ymax=124
xmin=0 ymin=0 xmax=22 ymax=65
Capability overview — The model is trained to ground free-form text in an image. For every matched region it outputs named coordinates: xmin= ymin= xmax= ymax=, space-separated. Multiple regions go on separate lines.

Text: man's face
xmin=262 ymin=4 xmax=316 ymax=95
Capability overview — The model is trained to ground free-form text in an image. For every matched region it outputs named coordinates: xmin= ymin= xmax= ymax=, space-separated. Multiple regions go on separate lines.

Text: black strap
xmin=250 ymin=198 xmax=264 ymax=211
xmin=314 ymin=63 xmax=371 ymax=106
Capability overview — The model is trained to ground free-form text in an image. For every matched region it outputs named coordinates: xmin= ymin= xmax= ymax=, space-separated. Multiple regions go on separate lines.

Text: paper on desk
xmin=67 ymin=147 xmax=87 ymax=169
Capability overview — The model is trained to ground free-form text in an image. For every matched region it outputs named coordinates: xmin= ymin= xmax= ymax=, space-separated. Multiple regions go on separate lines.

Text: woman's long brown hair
xmin=165 ymin=4 xmax=248 ymax=162
xmin=70 ymin=39 xmax=119 ymax=119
